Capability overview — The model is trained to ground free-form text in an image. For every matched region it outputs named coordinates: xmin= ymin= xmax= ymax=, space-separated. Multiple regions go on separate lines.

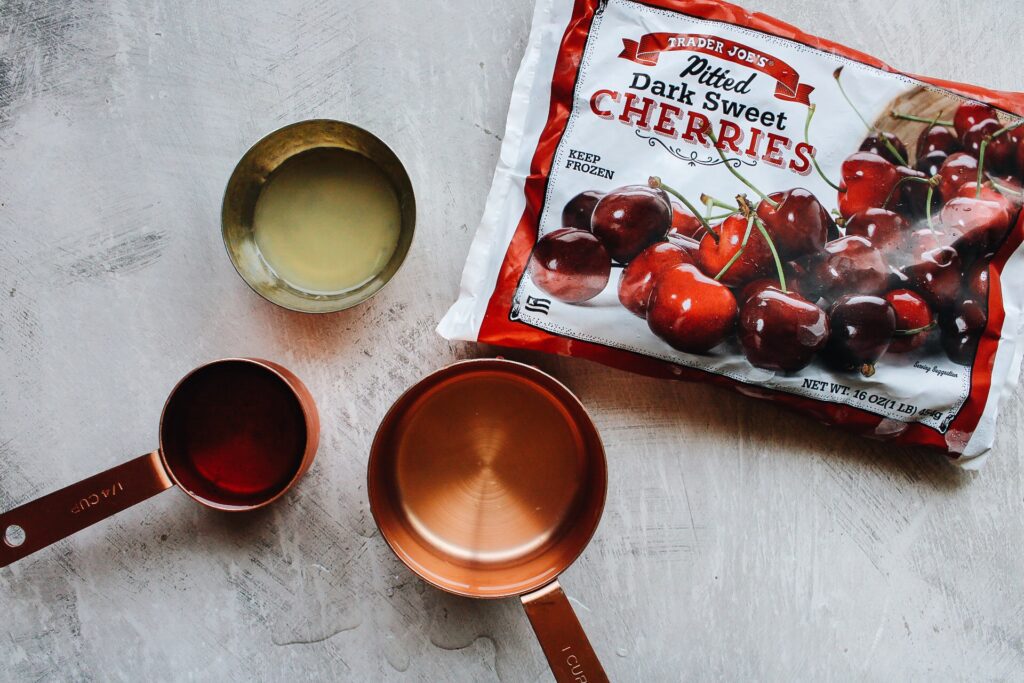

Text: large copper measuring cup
xmin=1 ymin=358 xmax=319 ymax=567
xmin=368 ymin=359 xmax=609 ymax=682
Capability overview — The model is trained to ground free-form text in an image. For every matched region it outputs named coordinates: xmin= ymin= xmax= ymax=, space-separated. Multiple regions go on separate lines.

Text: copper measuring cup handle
xmin=521 ymin=580 xmax=609 ymax=683
xmin=0 ymin=451 xmax=172 ymax=567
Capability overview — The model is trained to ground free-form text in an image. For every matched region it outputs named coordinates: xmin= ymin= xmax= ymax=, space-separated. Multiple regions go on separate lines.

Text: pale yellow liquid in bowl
xmin=253 ymin=147 xmax=401 ymax=295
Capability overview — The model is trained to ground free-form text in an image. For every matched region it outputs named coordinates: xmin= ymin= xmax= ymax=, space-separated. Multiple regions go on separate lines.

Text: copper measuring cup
xmin=368 ymin=359 xmax=609 ymax=683
xmin=0 ymin=358 xmax=319 ymax=568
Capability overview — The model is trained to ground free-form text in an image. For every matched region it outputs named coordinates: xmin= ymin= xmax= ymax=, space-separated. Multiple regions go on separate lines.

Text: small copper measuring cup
xmin=368 ymin=359 xmax=609 ymax=683
xmin=0 ymin=358 xmax=319 ymax=568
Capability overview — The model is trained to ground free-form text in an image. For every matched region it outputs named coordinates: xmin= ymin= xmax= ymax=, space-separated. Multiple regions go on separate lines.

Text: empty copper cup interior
xmin=368 ymin=359 xmax=606 ymax=598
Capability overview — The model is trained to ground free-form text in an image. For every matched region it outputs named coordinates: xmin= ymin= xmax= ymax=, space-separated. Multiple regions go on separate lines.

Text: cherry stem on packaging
xmin=700 ymin=121 xmax=780 ymax=209
xmin=703 ymin=197 xmax=738 ymax=222
xmin=893 ymin=321 xmax=938 ymax=336
xmin=834 ymin=67 xmax=909 ymax=166
xmin=833 ymin=67 xmax=873 ymax=130
xmin=649 ymin=176 xmax=718 ymax=240
xmin=804 ymin=104 xmax=844 ymax=192
xmin=922 ymin=109 xmax=948 ymax=133
xmin=700 ymin=194 xmax=739 ymax=213
xmin=990 ymin=176 xmax=1024 ymax=198
xmin=734 ymin=194 xmax=786 ymax=293
xmin=890 ymin=110 xmax=954 ymax=127
xmin=755 ymin=217 xmax=787 ymax=293
xmin=713 ymin=213 xmax=755 ymax=281
xmin=882 ymin=173 xmax=940 ymax=212
xmin=925 ymin=181 xmax=939 ymax=233
xmin=711 ymin=195 xmax=787 ymax=292
xmin=976 ymin=120 xmax=1024 ymax=197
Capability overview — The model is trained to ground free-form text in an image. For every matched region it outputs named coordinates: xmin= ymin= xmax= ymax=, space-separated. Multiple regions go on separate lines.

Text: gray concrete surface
xmin=1 ymin=0 xmax=1022 ymax=680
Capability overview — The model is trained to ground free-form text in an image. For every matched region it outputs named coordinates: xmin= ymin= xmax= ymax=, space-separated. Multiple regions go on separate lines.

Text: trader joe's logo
xmin=618 ymin=33 xmax=813 ymax=104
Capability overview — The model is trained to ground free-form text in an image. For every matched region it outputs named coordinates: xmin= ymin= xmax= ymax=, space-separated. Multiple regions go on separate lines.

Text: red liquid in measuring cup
xmin=161 ymin=362 xmax=306 ymax=507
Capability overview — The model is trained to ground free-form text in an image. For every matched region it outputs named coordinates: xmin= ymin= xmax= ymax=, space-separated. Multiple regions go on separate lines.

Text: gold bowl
xmin=222 ymin=120 xmax=415 ymax=313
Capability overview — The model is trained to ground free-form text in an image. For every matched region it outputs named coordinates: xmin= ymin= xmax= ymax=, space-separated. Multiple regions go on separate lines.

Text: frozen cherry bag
xmin=439 ymin=0 xmax=1024 ymax=466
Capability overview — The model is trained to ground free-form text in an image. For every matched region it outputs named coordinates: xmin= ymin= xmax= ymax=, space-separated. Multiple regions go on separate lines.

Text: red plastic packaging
xmin=440 ymin=0 xmax=1024 ymax=466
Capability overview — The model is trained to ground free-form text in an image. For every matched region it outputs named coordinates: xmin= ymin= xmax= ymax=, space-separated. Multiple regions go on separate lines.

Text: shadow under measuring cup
xmin=0 ymin=358 xmax=319 ymax=567
xmin=368 ymin=358 xmax=609 ymax=683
